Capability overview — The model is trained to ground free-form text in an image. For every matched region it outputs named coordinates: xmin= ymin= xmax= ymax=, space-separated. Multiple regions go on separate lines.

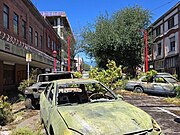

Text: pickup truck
xmin=24 ymin=72 xmax=73 ymax=109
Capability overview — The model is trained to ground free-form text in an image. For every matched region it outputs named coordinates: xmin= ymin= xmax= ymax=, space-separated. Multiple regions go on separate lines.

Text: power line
xmin=151 ymin=0 xmax=177 ymax=11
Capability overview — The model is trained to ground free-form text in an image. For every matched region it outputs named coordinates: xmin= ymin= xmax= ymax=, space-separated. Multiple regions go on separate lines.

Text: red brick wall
xmin=15 ymin=64 xmax=26 ymax=85
xmin=0 ymin=0 xmax=60 ymax=58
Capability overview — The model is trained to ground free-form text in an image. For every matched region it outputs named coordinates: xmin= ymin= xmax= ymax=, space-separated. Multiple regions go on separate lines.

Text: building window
xmin=35 ymin=32 xmax=38 ymax=47
xmin=52 ymin=40 xmax=54 ymax=50
xmin=29 ymin=27 xmax=33 ymax=43
xmin=169 ymin=36 xmax=175 ymax=52
xmin=156 ymin=26 xmax=161 ymax=36
xmin=3 ymin=4 xmax=9 ymax=29
xmin=54 ymin=42 xmax=56 ymax=50
xmin=48 ymin=36 xmax=50 ymax=48
xmin=168 ymin=17 xmax=174 ymax=29
xmin=40 ymin=35 xmax=43 ymax=49
xmin=13 ymin=12 xmax=19 ymax=35
xmin=22 ymin=20 xmax=26 ymax=39
xmin=157 ymin=43 xmax=161 ymax=56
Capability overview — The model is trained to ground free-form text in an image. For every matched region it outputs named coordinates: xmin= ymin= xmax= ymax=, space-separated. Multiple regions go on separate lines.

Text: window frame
xmin=169 ymin=36 xmax=175 ymax=52
xmin=3 ymin=4 xmax=9 ymax=29
xmin=35 ymin=31 xmax=38 ymax=47
xmin=48 ymin=36 xmax=51 ymax=48
xmin=13 ymin=12 xmax=19 ymax=35
xmin=22 ymin=20 xmax=26 ymax=39
xmin=40 ymin=35 xmax=43 ymax=49
xmin=29 ymin=26 xmax=33 ymax=44
xmin=156 ymin=26 xmax=161 ymax=36
xmin=168 ymin=17 xmax=174 ymax=29
xmin=157 ymin=43 xmax=161 ymax=56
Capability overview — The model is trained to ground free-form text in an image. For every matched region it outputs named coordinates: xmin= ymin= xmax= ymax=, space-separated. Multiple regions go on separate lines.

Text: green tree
xmin=89 ymin=60 xmax=122 ymax=91
xmin=83 ymin=63 xmax=91 ymax=71
xmin=81 ymin=5 xmax=151 ymax=75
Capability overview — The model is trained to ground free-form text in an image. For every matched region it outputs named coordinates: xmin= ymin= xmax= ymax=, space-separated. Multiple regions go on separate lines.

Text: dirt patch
xmin=0 ymin=101 xmax=45 ymax=135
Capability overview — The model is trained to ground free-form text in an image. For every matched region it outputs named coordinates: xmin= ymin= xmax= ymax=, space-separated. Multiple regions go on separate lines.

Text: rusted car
xmin=125 ymin=73 xmax=179 ymax=96
xmin=40 ymin=78 xmax=163 ymax=135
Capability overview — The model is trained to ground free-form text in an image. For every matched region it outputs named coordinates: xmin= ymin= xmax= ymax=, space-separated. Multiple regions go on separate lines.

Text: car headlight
xmin=24 ymin=89 xmax=33 ymax=94
xmin=64 ymin=129 xmax=82 ymax=135
xmin=152 ymin=119 xmax=161 ymax=132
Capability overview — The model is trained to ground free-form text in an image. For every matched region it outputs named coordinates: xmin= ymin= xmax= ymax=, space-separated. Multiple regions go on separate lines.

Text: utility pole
xmin=143 ymin=30 xmax=148 ymax=72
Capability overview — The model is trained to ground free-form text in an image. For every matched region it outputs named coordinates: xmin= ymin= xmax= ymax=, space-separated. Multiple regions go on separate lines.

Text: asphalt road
xmin=122 ymin=92 xmax=180 ymax=135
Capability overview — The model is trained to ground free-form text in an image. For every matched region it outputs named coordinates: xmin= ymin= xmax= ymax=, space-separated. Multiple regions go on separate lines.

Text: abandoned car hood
xmin=58 ymin=100 xmax=153 ymax=134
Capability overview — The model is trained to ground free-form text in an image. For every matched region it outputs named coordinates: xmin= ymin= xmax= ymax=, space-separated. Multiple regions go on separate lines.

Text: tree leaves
xmin=81 ymin=5 xmax=152 ymax=73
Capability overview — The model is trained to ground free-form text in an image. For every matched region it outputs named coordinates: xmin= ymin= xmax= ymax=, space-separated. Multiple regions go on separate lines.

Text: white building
xmin=149 ymin=2 xmax=180 ymax=78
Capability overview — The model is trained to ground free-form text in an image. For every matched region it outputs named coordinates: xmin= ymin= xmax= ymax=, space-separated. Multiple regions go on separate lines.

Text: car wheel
xmin=133 ymin=86 xmax=144 ymax=93
xmin=25 ymin=98 xmax=34 ymax=109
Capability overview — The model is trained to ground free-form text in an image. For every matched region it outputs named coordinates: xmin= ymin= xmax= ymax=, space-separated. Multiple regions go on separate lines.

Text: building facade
xmin=0 ymin=0 xmax=65 ymax=94
xmin=41 ymin=11 xmax=75 ymax=71
xmin=149 ymin=2 xmax=180 ymax=78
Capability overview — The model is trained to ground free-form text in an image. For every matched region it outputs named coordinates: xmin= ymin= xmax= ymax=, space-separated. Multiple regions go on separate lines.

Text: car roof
xmin=156 ymin=72 xmax=171 ymax=75
xmin=156 ymin=72 xmax=174 ymax=78
xmin=38 ymin=72 xmax=72 ymax=76
xmin=53 ymin=78 xmax=99 ymax=84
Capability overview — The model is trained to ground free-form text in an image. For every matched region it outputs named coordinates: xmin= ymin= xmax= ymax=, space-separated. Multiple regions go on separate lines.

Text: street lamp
xmin=53 ymin=50 xmax=57 ymax=72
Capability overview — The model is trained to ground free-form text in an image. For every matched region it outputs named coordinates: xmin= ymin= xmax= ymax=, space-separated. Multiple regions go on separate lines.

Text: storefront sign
xmin=26 ymin=53 xmax=32 ymax=62
xmin=0 ymin=30 xmax=53 ymax=61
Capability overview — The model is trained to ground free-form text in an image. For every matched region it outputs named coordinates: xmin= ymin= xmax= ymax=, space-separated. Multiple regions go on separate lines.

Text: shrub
xmin=73 ymin=71 xmax=82 ymax=78
xmin=12 ymin=127 xmax=35 ymax=135
xmin=89 ymin=60 xmax=122 ymax=91
xmin=18 ymin=69 xmax=37 ymax=93
xmin=12 ymin=127 xmax=43 ymax=135
xmin=175 ymin=86 xmax=180 ymax=98
xmin=0 ymin=95 xmax=13 ymax=126
xmin=172 ymin=73 xmax=178 ymax=79
xmin=18 ymin=78 xmax=36 ymax=93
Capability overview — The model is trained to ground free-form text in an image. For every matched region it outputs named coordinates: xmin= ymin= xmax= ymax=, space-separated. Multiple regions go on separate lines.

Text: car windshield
xmin=38 ymin=73 xmax=72 ymax=82
xmin=57 ymin=81 xmax=117 ymax=105
xmin=164 ymin=77 xmax=178 ymax=83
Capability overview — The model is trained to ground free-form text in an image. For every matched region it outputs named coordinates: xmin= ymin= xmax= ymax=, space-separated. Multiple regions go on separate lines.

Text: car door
xmin=151 ymin=76 xmax=171 ymax=94
xmin=140 ymin=76 xmax=153 ymax=92
xmin=41 ymin=83 xmax=54 ymax=127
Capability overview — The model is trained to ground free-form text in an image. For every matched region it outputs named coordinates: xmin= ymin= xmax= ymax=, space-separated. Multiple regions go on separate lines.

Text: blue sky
xmin=31 ymin=0 xmax=179 ymax=64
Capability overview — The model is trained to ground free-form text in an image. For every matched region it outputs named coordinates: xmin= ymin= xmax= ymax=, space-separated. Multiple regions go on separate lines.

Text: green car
xmin=40 ymin=78 xmax=163 ymax=135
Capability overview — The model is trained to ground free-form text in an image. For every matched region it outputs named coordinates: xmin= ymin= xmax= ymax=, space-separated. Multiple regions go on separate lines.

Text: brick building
xmin=149 ymin=2 xmax=180 ymax=78
xmin=0 ymin=0 xmax=71 ymax=94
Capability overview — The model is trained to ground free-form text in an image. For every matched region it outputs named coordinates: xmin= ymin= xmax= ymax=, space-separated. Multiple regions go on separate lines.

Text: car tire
xmin=25 ymin=98 xmax=34 ymax=109
xmin=133 ymin=86 xmax=144 ymax=93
